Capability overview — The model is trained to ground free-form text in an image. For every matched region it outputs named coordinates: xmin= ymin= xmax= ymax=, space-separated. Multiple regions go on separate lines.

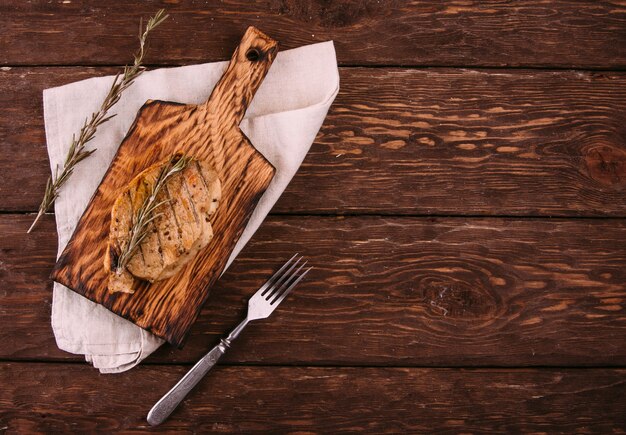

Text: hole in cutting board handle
xmin=246 ymin=47 xmax=263 ymax=62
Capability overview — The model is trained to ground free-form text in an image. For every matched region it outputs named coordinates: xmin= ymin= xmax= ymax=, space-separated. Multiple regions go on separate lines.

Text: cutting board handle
xmin=204 ymin=27 xmax=278 ymax=126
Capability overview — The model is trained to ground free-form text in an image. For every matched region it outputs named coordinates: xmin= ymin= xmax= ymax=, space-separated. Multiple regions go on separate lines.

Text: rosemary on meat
xmin=28 ymin=9 xmax=169 ymax=233
xmin=114 ymin=155 xmax=191 ymax=276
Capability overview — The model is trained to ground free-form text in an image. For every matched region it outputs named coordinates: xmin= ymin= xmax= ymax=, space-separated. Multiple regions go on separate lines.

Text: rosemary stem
xmin=27 ymin=9 xmax=168 ymax=234
xmin=27 ymin=210 xmax=45 ymax=234
xmin=113 ymin=155 xmax=191 ymax=274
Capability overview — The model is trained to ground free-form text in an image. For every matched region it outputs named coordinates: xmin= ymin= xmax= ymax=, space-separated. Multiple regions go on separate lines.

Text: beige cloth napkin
xmin=44 ymin=41 xmax=339 ymax=373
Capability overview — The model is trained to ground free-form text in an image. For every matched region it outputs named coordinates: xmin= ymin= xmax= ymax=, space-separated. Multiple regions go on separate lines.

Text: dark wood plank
xmin=1 ymin=363 xmax=624 ymax=433
xmin=3 ymin=214 xmax=625 ymax=365
xmin=286 ymin=68 xmax=626 ymax=216
xmin=0 ymin=67 xmax=115 ymax=214
xmin=2 ymin=67 xmax=626 ymax=216
xmin=1 ymin=1 xmax=625 ymax=68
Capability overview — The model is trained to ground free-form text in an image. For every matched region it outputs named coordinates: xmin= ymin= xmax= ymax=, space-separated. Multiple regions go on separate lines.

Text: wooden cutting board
xmin=51 ymin=27 xmax=278 ymax=347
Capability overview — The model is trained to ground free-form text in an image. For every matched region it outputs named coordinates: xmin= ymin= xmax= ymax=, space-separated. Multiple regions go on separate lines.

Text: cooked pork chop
xmin=105 ymin=157 xmax=221 ymax=293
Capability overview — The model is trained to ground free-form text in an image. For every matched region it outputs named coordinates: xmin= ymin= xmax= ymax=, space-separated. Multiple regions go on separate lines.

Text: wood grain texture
xmin=1 ymin=363 xmax=625 ymax=433
xmin=2 ymin=1 xmax=625 ymax=430
xmin=2 ymin=67 xmax=625 ymax=216
xmin=51 ymin=27 xmax=277 ymax=347
xmin=4 ymin=214 xmax=626 ymax=366
xmin=1 ymin=1 xmax=626 ymax=68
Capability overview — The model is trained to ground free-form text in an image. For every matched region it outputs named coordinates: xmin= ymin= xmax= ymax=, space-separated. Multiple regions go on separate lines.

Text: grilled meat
xmin=105 ymin=157 xmax=221 ymax=293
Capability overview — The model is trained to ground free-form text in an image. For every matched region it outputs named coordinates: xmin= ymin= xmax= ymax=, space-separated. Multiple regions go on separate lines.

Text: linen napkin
xmin=43 ymin=41 xmax=339 ymax=373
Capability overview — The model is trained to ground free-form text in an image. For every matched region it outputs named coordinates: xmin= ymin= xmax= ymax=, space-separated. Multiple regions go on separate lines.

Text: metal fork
xmin=147 ymin=254 xmax=311 ymax=426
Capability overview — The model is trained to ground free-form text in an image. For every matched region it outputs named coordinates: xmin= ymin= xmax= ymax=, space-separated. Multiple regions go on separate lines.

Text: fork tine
xmin=257 ymin=253 xmax=298 ymax=297
xmin=269 ymin=261 xmax=307 ymax=304
xmin=264 ymin=256 xmax=303 ymax=300
xmin=267 ymin=257 xmax=308 ymax=304
xmin=271 ymin=266 xmax=311 ymax=306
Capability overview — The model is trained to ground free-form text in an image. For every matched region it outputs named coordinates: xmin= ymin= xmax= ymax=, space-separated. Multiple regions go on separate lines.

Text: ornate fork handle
xmin=147 ymin=319 xmax=249 ymax=426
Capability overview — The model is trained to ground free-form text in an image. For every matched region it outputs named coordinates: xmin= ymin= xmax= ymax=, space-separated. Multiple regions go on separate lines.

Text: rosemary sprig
xmin=28 ymin=9 xmax=169 ymax=233
xmin=114 ymin=155 xmax=191 ymax=276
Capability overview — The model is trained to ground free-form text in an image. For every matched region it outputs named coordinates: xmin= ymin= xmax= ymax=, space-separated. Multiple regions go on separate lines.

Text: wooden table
xmin=1 ymin=1 xmax=625 ymax=432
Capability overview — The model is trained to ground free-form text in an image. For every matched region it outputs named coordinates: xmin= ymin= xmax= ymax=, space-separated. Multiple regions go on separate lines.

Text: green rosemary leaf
xmin=114 ymin=155 xmax=191 ymax=275
xmin=28 ymin=9 xmax=169 ymax=233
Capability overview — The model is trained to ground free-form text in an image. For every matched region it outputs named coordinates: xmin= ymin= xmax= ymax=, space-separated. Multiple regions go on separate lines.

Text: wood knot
xmin=583 ymin=144 xmax=626 ymax=189
xmin=420 ymin=278 xmax=501 ymax=320
xmin=410 ymin=132 xmax=441 ymax=148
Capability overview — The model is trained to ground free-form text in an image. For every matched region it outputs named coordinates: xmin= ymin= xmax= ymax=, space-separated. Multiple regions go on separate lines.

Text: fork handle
xmin=147 ymin=317 xmax=251 ymax=426
xmin=147 ymin=340 xmax=227 ymax=426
